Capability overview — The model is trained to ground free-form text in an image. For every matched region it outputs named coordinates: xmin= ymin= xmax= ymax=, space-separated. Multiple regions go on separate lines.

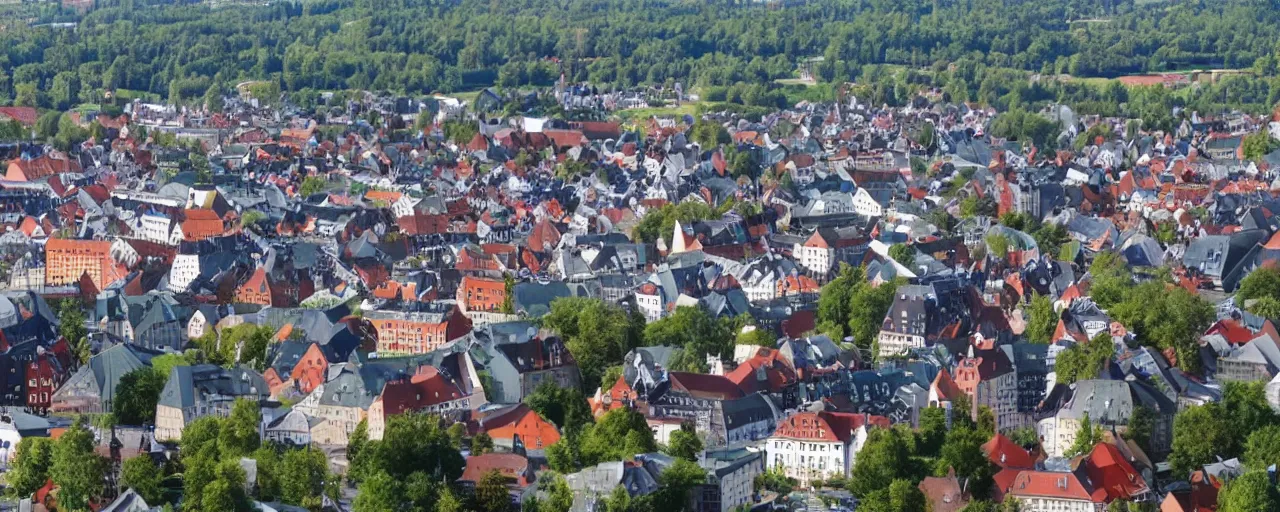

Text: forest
xmin=3 ymin=0 xmax=1280 ymax=113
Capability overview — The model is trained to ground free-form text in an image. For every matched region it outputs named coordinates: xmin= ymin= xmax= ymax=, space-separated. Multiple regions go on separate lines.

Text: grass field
xmin=613 ymin=102 xmax=700 ymax=121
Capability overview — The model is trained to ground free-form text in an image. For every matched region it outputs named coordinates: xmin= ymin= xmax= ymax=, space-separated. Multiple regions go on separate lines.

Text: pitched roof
xmin=667 ymin=372 xmax=746 ymax=400
xmin=982 ymin=433 xmax=1036 ymax=469
xmin=1083 ymin=442 xmax=1148 ymax=502
xmin=1007 ymin=470 xmax=1098 ymax=502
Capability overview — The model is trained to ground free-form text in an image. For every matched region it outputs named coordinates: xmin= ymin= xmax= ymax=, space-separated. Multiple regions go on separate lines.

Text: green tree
xmin=889 ymin=244 xmax=916 ymax=267
xmin=651 ymin=458 xmax=707 ymax=510
xmin=1243 ymin=425 xmax=1280 ymax=470
xmin=524 ymin=382 xmax=594 ymax=433
xmin=447 ymin=422 xmax=465 ymax=450
xmin=848 ymin=278 xmax=902 ymax=356
xmin=350 ymin=413 xmax=464 ymax=485
xmin=917 ymin=407 xmax=948 ymax=457
xmin=1238 ymin=267 xmax=1280 ymax=304
xmin=849 ymin=426 xmax=919 ymax=497
xmin=817 ymin=264 xmax=862 ymax=339
xmin=7 ymin=437 xmax=54 ymax=498
xmin=50 ymin=72 xmax=81 ymax=111
xmin=985 ymin=234 xmax=1010 ymax=259
xmin=471 ymin=432 xmax=494 ymax=455
xmin=1249 ymin=296 xmax=1280 ymax=319
xmin=665 ymin=423 xmax=704 ymax=461
xmin=57 ymin=299 xmax=89 ymax=366
xmin=348 ymin=418 xmax=369 ymax=461
xmin=690 ymin=120 xmax=730 ymax=148
xmin=279 ymin=447 xmax=329 ymax=506
xmin=1066 ymin=413 xmax=1103 ymax=457
xmin=1241 ymin=130 xmax=1279 ymax=161
xmin=114 ymin=367 xmax=167 ymax=425
xmin=476 ymin=469 xmax=513 ymax=512
xmin=1124 ymin=405 xmax=1154 ymax=456
xmin=937 ymin=425 xmax=996 ymax=499
xmin=1054 ymin=332 xmax=1115 ymax=384
xmin=1170 ymin=403 xmax=1236 ymax=477
xmin=550 ymin=408 xmax=656 ymax=471
xmin=352 ymin=471 xmax=401 ymax=512
xmin=859 ymin=479 xmax=928 ymax=512
xmin=542 ymin=297 xmax=640 ymax=391
xmin=51 ymin=419 xmax=107 ymax=511
xmin=644 ymin=306 xmax=735 ymax=364
xmin=218 ymin=398 xmax=261 ymax=457
xmin=150 ymin=353 xmax=195 ymax=384
xmin=299 ymin=176 xmax=327 ymax=197
xmin=1218 ymin=470 xmax=1280 ymax=512
xmin=121 ymin=455 xmax=165 ymax=505
xmin=1024 ymin=294 xmax=1057 ymax=343
xmin=501 ymin=273 xmax=515 ymax=314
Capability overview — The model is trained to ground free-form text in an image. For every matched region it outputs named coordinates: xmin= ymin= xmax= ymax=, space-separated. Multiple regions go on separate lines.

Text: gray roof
xmin=1059 ymin=379 xmax=1134 ymax=425
xmin=158 ymin=364 xmax=267 ymax=409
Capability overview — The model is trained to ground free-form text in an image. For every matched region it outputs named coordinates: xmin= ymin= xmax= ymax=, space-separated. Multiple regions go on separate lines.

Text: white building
xmin=852 ymin=188 xmax=885 ymax=217
xmin=169 ymin=253 xmax=201 ymax=292
xmin=1007 ymin=471 xmax=1104 ymax=512
xmin=793 ymin=231 xmax=834 ymax=277
xmin=766 ymin=411 xmax=883 ymax=486
xmin=136 ymin=214 xmax=177 ymax=245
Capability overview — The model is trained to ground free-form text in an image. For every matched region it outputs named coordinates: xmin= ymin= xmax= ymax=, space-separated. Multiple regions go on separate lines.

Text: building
xmin=367 ymin=305 xmax=473 ymax=356
xmin=954 ymin=347 xmax=1021 ymax=431
xmin=181 ymin=209 xmax=225 ymax=241
xmin=263 ymin=408 xmax=318 ymax=446
xmin=367 ymin=367 xmax=471 ymax=440
xmin=154 ymin=364 xmax=268 ymax=441
xmin=479 ymin=404 xmax=561 ymax=451
xmin=766 ymin=411 xmax=888 ymax=485
xmin=700 ymin=448 xmax=766 ymax=512
xmin=6 ymin=154 xmax=82 ymax=182
xmin=793 ymin=230 xmax=835 ymax=277
xmin=485 ymin=336 xmax=580 ymax=404
xmin=877 ymin=285 xmax=930 ymax=358
xmin=291 ymin=365 xmax=374 ymax=446
xmin=45 ymin=238 xmax=125 ymax=288
xmin=1006 ymin=470 xmax=1105 ymax=512
xmin=457 ymin=275 xmax=507 ymax=313
xmin=51 ymin=344 xmax=162 ymax=415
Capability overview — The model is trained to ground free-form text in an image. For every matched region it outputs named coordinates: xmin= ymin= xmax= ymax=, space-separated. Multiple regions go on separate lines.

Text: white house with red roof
xmin=766 ymin=411 xmax=888 ymax=485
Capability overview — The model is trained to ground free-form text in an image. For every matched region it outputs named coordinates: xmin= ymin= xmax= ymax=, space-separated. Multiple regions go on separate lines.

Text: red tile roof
xmin=983 ymin=433 xmax=1036 ymax=469
xmin=667 ymin=372 xmax=745 ymax=400
xmin=0 ymin=107 xmax=38 ymax=126
xmin=1083 ymin=442 xmax=1148 ymax=502
xmin=1007 ymin=470 xmax=1098 ymax=502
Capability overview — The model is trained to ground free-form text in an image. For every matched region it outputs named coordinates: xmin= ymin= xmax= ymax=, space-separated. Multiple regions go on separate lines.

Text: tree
xmin=1066 ymin=413 xmax=1103 ymax=457
xmin=850 ymin=426 xmax=919 ymax=497
xmin=150 ymin=353 xmax=195 ymax=384
xmin=1109 ymin=283 xmax=1214 ymax=373
xmin=251 ymin=446 xmax=282 ymax=502
xmin=351 ymin=413 xmax=464 ymax=485
xmin=447 ymin=422 xmax=465 ymax=450
xmin=219 ymin=399 xmax=261 ymax=457
xmin=1218 ymin=470 xmax=1280 ymax=512
xmin=690 ymin=120 xmax=730 ymax=148
xmin=352 ymin=471 xmax=402 ymax=512
xmin=817 ymin=264 xmax=862 ymax=339
xmin=7 ymin=437 xmax=54 ymax=498
xmin=985 ymin=234 xmax=1010 ymax=259
xmin=666 ymin=423 xmax=704 ymax=461
xmin=652 ymin=458 xmax=707 ymax=510
xmin=848 ymin=278 xmax=901 ymax=356
xmin=917 ymin=407 xmax=948 ymax=457
xmin=57 ymin=299 xmax=89 ymax=366
xmin=114 ymin=368 xmax=167 ymax=425
xmin=299 ymin=176 xmax=327 ymax=197
xmin=524 ymin=381 xmax=594 ymax=433
xmin=1244 ymin=425 xmax=1280 ymax=470
xmin=476 ymin=470 xmax=513 ymax=512
xmin=553 ymin=408 xmax=657 ymax=470
xmin=1124 ymin=405 xmax=1154 ymax=456
xmin=1224 ymin=381 xmax=1278 ymax=436
xmin=1170 ymin=403 xmax=1236 ymax=477
xmin=889 ymin=244 xmax=916 ymax=267
xmin=471 ymin=432 xmax=494 ymax=455
xmin=1054 ymin=332 xmax=1115 ymax=384
xmin=937 ymin=425 xmax=996 ymax=499
xmin=859 ymin=479 xmax=928 ymax=512
xmin=542 ymin=297 xmax=640 ymax=391
xmin=349 ymin=419 xmax=369 ymax=461
xmin=1249 ymin=296 xmax=1280 ymax=319
xmin=279 ymin=447 xmax=329 ymax=506
xmin=754 ymin=467 xmax=797 ymax=496
xmin=121 ymin=455 xmax=165 ymax=505
xmin=1238 ymin=267 xmax=1280 ymax=304
xmin=1024 ymin=294 xmax=1057 ymax=343
xmin=501 ymin=273 xmax=515 ymax=314
xmin=50 ymin=72 xmax=81 ymax=111
xmin=1241 ymin=130 xmax=1280 ymax=161
xmin=51 ymin=418 xmax=107 ymax=511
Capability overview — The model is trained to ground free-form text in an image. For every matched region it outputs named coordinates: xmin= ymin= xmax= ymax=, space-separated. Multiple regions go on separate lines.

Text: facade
xmin=154 ymin=364 xmax=268 ymax=441
xmin=169 ymin=254 xmax=201 ymax=292
xmin=793 ymin=231 xmax=834 ymax=277
xmin=367 ymin=368 xmax=471 ymax=440
xmin=479 ymin=404 xmax=562 ymax=451
xmin=457 ymin=275 xmax=507 ymax=313
xmin=1006 ymin=471 xmax=1104 ymax=512
xmin=766 ymin=411 xmax=886 ymax=485
xmin=877 ymin=285 xmax=929 ymax=358
xmin=367 ymin=305 xmax=473 ymax=356
xmin=954 ymin=348 xmax=1021 ymax=431
xmin=45 ymin=238 xmax=124 ymax=287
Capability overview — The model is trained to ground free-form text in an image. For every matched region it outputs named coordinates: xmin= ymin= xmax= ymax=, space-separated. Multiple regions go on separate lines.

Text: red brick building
xmin=457 ymin=275 xmax=506 ymax=313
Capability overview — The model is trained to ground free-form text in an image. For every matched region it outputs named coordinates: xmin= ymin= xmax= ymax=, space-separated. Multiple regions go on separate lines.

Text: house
xmin=367 ymin=304 xmax=473 ymax=356
xmin=154 ymin=364 xmax=268 ymax=441
xmin=1005 ymin=470 xmax=1105 ymax=512
xmin=877 ymin=284 xmax=930 ymax=358
xmin=181 ymin=209 xmax=225 ymax=241
xmin=457 ymin=275 xmax=507 ymax=314
xmin=460 ymin=452 xmax=534 ymax=490
xmin=264 ymin=408 xmax=320 ymax=446
xmin=1214 ymin=332 xmax=1280 ymax=382
xmin=954 ymin=346 xmax=1021 ymax=431
xmin=478 ymin=403 xmax=561 ymax=451
xmin=766 ymin=411 xmax=888 ymax=485
xmin=1039 ymin=379 xmax=1174 ymax=458
xmin=6 ymin=154 xmax=82 ymax=182
xmin=564 ymin=459 xmax=662 ymax=511
xmin=700 ymin=448 xmax=767 ymax=512
xmin=51 ymin=343 xmax=162 ymax=415
xmin=483 ymin=336 xmax=580 ymax=404
xmin=919 ymin=468 xmax=971 ymax=512
xmin=291 ymin=364 xmax=374 ymax=446
xmin=45 ymin=238 xmax=126 ymax=288
xmin=367 ymin=367 xmax=471 ymax=440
